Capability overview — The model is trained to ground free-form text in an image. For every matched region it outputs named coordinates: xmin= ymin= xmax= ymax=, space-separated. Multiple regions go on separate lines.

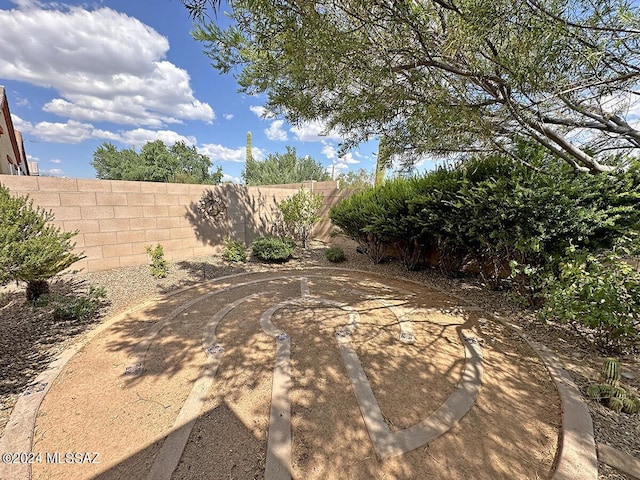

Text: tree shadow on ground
xmin=0 ymin=277 xmax=110 ymax=431
xmin=29 ymin=270 xmax=562 ymax=480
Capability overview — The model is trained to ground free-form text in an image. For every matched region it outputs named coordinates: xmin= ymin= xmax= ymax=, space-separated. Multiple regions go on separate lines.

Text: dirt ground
xmin=17 ymin=269 xmax=561 ymax=480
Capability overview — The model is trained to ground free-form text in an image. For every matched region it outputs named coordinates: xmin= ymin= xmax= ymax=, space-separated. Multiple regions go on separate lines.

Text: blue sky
xmin=0 ymin=0 xmax=380 ymax=181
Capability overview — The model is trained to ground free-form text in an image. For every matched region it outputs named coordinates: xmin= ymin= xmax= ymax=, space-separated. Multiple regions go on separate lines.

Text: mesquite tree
xmin=184 ymin=0 xmax=640 ymax=174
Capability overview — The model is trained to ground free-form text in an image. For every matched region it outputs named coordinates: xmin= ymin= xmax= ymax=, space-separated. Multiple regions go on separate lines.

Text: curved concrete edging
xmin=259 ymin=277 xmax=483 ymax=473
xmin=0 ymin=270 xmax=267 ymax=480
xmin=305 ymin=268 xmax=601 ymax=479
xmin=147 ymin=292 xmax=266 ymax=480
xmin=491 ymin=316 xmax=598 ymax=480
xmin=0 ymin=300 xmax=155 ymax=480
xmin=597 ymin=442 xmax=640 ymax=479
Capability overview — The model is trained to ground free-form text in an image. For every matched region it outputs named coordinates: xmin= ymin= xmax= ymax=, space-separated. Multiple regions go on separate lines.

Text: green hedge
xmin=329 ymin=153 xmax=640 ymax=352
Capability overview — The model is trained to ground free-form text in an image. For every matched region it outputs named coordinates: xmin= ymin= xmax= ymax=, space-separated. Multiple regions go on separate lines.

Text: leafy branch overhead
xmin=186 ymin=0 xmax=640 ymax=173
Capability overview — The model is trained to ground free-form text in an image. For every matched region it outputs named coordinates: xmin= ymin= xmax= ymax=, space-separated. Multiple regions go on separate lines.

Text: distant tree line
xmin=92 ymin=140 xmax=223 ymax=184
xmin=242 ymin=145 xmax=330 ymax=186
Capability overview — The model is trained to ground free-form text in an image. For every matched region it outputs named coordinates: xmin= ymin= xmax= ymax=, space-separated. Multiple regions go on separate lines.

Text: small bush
xmin=325 ymin=247 xmax=346 ymax=263
xmin=251 ymin=237 xmax=295 ymax=262
xmin=0 ymin=183 xmax=84 ymax=300
xmin=34 ymin=286 xmax=107 ymax=323
xmin=222 ymin=239 xmax=247 ymax=262
xmin=146 ymin=244 xmax=169 ymax=278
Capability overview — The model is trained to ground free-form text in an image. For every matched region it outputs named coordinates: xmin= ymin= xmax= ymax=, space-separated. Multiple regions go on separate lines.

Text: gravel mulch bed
xmin=1 ymin=239 xmax=638 ymax=479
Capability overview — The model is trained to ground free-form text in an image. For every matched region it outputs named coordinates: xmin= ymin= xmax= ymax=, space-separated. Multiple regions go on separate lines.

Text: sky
xmin=0 ymin=0 xmax=380 ymax=182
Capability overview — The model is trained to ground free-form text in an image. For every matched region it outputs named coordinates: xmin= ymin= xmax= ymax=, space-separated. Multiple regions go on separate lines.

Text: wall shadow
xmin=184 ymin=184 xmax=285 ymax=249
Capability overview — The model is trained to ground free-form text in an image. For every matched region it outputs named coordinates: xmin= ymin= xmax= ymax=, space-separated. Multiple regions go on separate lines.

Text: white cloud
xmin=11 ymin=114 xmax=32 ymax=132
xmin=13 ymin=114 xmax=195 ymax=147
xmin=249 ymin=105 xmax=275 ymax=119
xmin=0 ymin=4 xmax=214 ymax=127
xmin=199 ymin=144 xmax=266 ymax=162
xmin=41 ymin=168 xmax=65 ymax=176
xmin=265 ymin=120 xmax=288 ymax=141
xmin=322 ymin=143 xmax=359 ymax=171
xmin=341 ymin=152 xmax=359 ymax=165
xmin=322 ymin=144 xmax=337 ymax=159
xmin=223 ymin=113 xmax=234 ymax=120
xmin=290 ymin=120 xmax=343 ymax=142
xmin=95 ymin=128 xmax=196 ymax=148
xmin=221 ymin=173 xmax=242 ymax=183
xmin=28 ymin=119 xmax=94 ymax=143
xmin=50 ymin=158 xmax=62 ymax=164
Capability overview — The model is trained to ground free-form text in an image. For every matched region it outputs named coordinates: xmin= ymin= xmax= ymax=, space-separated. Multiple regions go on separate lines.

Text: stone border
xmin=0 ymin=270 xmax=263 ymax=480
xmin=147 ymin=293 xmax=265 ymax=480
xmin=597 ymin=442 xmax=640 ymax=479
xmin=489 ymin=316 xmax=599 ymax=480
xmin=306 ymin=268 xmax=603 ymax=479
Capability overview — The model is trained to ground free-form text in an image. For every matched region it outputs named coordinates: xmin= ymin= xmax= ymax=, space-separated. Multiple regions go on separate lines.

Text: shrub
xmin=329 ymin=187 xmax=387 ymax=264
xmin=251 ymin=237 xmax=295 ymax=262
xmin=540 ymin=245 xmax=640 ymax=353
xmin=52 ymin=286 xmax=107 ymax=322
xmin=145 ymin=244 xmax=169 ymax=278
xmin=0 ymin=183 xmax=84 ymax=301
xmin=331 ymin=153 xmax=640 ymax=283
xmin=325 ymin=247 xmax=346 ymax=263
xmin=278 ymin=188 xmax=324 ymax=248
xmin=34 ymin=285 xmax=107 ymax=323
xmin=222 ymin=239 xmax=247 ymax=262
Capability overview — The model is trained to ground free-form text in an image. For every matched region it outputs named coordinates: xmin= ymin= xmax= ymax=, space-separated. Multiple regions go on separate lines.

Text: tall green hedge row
xmin=330 ymin=155 xmax=640 ymax=352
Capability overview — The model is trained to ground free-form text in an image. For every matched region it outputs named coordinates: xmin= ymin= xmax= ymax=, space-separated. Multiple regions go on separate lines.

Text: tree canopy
xmin=242 ymin=146 xmax=331 ymax=185
xmin=185 ymin=0 xmax=640 ymax=173
xmin=336 ymin=168 xmax=374 ymax=189
xmin=92 ymin=140 xmax=223 ymax=184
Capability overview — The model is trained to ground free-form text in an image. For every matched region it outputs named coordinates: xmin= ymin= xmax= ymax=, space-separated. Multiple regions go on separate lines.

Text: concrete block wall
xmin=0 ymin=176 xmax=346 ymax=272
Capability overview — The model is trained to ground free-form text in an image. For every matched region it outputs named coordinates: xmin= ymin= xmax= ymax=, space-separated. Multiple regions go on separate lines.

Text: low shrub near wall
xmin=251 ymin=237 xmax=296 ymax=262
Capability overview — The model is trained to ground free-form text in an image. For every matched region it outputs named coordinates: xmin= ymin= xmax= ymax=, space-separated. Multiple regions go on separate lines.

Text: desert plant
xmin=251 ymin=236 xmax=295 ymax=262
xmin=540 ymin=246 xmax=640 ymax=353
xmin=587 ymin=358 xmax=640 ymax=414
xmin=0 ymin=183 xmax=84 ymax=301
xmin=278 ymin=187 xmax=324 ymax=248
xmin=33 ymin=285 xmax=107 ymax=323
xmin=222 ymin=239 xmax=247 ymax=262
xmin=145 ymin=244 xmax=169 ymax=278
xmin=325 ymin=247 xmax=346 ymax=263
xmin=329 ymin=187 xmax=388 ymax=264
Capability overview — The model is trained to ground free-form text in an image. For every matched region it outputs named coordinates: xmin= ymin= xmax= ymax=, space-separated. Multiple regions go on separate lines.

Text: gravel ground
xmin=1 ymin=239 xmax=638 ymax=479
